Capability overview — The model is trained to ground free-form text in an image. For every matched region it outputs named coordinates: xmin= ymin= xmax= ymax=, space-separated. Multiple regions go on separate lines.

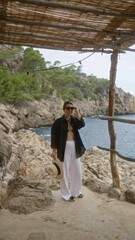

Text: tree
xmin=19 ymin=47 xmax=46 ymax=75
xmin=53 ymin=60 xmax=61 ymax=67
xmin=0 ymin=46 xmax=110 ymax=102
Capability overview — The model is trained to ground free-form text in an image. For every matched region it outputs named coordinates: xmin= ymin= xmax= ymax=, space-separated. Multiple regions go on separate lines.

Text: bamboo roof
xmin=1 ymin=0 xmax=135 ymax=53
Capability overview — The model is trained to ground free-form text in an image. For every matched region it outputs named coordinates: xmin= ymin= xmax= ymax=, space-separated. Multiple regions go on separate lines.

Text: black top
xmin=51 ymin=115 xmax=86 ymax=162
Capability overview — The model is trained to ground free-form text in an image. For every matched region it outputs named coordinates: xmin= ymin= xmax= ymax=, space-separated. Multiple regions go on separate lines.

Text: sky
xmin=35 ymin=46 xmax=135 ymax=96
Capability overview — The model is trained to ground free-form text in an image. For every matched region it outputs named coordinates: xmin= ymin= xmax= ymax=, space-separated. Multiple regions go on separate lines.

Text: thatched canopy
xmin=0 ymin=0 xmax=135 ymax=52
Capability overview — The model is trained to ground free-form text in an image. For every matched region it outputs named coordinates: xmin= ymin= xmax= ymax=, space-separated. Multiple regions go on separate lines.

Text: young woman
xmin=51 ymin=101 xmax=86 ymax=202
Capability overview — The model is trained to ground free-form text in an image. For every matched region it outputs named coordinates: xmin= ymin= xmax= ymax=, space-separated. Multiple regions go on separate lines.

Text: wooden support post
xmin=108 ymin=49 xmax=120 ymax=188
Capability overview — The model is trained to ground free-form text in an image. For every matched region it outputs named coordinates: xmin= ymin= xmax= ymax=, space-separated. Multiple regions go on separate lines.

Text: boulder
xmin=125 ymin=187 xmax=135 ymax=204
xmin=2 ymin=177 xmax=54 ymax=214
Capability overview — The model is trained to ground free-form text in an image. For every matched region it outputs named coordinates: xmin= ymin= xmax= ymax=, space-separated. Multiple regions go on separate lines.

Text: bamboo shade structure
xmin=0 ymin=0 xmax=135 ymax=52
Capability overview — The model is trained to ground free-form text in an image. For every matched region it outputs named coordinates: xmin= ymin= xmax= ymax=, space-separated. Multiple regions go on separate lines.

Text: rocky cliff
xmin=0 ymin=93 xmax=135 ymax=133
xmin=0 ymin=44 xmax=23 ymax=73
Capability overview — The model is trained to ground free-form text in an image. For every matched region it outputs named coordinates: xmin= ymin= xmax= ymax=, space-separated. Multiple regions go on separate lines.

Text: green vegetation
xmin=0 ymin=47 xmax=109 ymax=102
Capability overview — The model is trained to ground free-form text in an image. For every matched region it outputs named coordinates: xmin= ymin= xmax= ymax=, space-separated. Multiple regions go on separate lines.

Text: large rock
xmin=0 ymin=131 xmax=12 ymax=179
xmin=125 ymin=187 xmax=135 ymax=204
xmin=0 ymin=138 xmax=12 ymax=168
xmin=2 ymin=177 xmax=54 ymax=214
xmin=82 ymin=147 xmax=135 ymax=203
xmin=1 ymin=129 xmax=60 ymax=190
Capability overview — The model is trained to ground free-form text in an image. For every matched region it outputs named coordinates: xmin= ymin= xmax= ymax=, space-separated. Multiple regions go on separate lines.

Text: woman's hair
xmin=63 ymin=101 xmax=73 ymax=110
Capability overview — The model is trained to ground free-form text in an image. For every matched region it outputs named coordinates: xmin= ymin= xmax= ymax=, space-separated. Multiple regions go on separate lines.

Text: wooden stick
xmin=11 ymin=0 xmax=135 ymax=19
xmin=99 ymin=115 xmax=135 ymax=124
xmin=97 ymin=146 xmax=135 ymax=163
xmin=1 ymin=16 xmax=135 ymax=38
xmin=108 ymin=49 xmax=120 ymax=188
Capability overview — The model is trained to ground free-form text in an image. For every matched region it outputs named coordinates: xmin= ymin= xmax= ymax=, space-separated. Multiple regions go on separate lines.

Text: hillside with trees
xmin=0 ymin=46 xmax=109 ymax=103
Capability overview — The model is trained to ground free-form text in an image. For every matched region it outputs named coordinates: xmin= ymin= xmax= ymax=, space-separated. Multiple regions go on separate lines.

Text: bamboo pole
xmin=108 ymin=49 xmax=120 ymax=188
xmin=11 ymin=0 xmax=135 ymax=19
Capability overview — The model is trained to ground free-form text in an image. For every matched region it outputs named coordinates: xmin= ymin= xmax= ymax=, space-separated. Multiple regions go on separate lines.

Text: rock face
xmin=2 ymin=177 xmax=54 ymax=214
xmin=0 ymin=137 xmax=12 ymax=169
xmin=73 ymin=88 xmax=135 ymax=116
xmin=0 ymin=92 xmax=135 ymax=133
xmin=0 ymin=45 xmax=23 ymax=73
xmin=125 ymin=187 xmax=135 ymax=204
xmin=82 ymin=147 xmax=135 ymax=203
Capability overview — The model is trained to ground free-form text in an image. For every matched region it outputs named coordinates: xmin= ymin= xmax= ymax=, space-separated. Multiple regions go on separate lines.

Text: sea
xmin=32 ymin=114 xmax=135 ymax=159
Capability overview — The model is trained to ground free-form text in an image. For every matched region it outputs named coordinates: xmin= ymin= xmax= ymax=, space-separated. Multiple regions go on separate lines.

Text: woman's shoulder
xmin=53 ymin=115 xmax=65 ymax=124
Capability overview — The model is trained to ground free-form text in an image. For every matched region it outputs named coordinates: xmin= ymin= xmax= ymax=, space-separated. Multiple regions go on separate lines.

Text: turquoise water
xmin=32 ymin=114 xmax=135 ymax=159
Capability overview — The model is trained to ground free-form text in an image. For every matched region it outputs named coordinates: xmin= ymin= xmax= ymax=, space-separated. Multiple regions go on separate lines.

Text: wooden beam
xmin=82 ymin=47 xmax=135 ymax=53
xmin=0 ymin=30 xmax=117 ymax=50
xmin=0 ymin=30 xmax=127 ymax=51
xmin=0 ymin=40 xmax=75 ymax=51
xmin=1 ymin=17 xmax=135 ymax=38
xmin=1 ymin=17 xmax=135 ymax=51
xmin=122 ymin=47 xmax=135 ymax=52
xmin=0 ymin=30 xmax=87 ymax=44
xmin=0 ymin=0 xmax=7 ymax=18
xmin=97 ymin=146 xmax=135 ymax=163
xmin=11 ymin=0 xmax=135 ymax=19
xmin=108 ymin=49 xmax=120 ymax=188
xmin=99 ymin=115 xmax=135 ymax=124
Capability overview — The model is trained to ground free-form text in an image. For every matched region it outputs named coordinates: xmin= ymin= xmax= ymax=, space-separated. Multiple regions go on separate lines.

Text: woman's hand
xmin=51 ymin=148 xmax=57 ymax=159
xmin=74 ymin=108 xmax=82 ymax=120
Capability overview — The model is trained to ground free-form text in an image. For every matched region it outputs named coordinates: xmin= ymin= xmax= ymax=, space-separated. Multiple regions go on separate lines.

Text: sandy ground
xmin=0 ymin=186 xmax=135 ymax=240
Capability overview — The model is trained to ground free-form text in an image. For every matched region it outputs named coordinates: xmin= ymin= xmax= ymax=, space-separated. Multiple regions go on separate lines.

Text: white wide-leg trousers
xmin=60 ymin=141 xmax=82 ymax=200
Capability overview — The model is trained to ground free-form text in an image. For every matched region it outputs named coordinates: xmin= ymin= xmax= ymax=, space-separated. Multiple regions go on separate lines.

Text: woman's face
xmin=64 ymin=104 xmax=75 ymax=117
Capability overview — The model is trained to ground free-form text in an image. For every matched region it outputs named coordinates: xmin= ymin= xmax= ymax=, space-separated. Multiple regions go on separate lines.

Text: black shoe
xmin=78 ymin=193 xmax=84 ymax=198
xmin=68 ymin=196 xmax=75 ymax=202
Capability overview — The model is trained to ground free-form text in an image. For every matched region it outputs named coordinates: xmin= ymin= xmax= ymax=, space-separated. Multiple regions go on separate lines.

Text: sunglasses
xmin=65 ymin=107 xmax=75 ymax=110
